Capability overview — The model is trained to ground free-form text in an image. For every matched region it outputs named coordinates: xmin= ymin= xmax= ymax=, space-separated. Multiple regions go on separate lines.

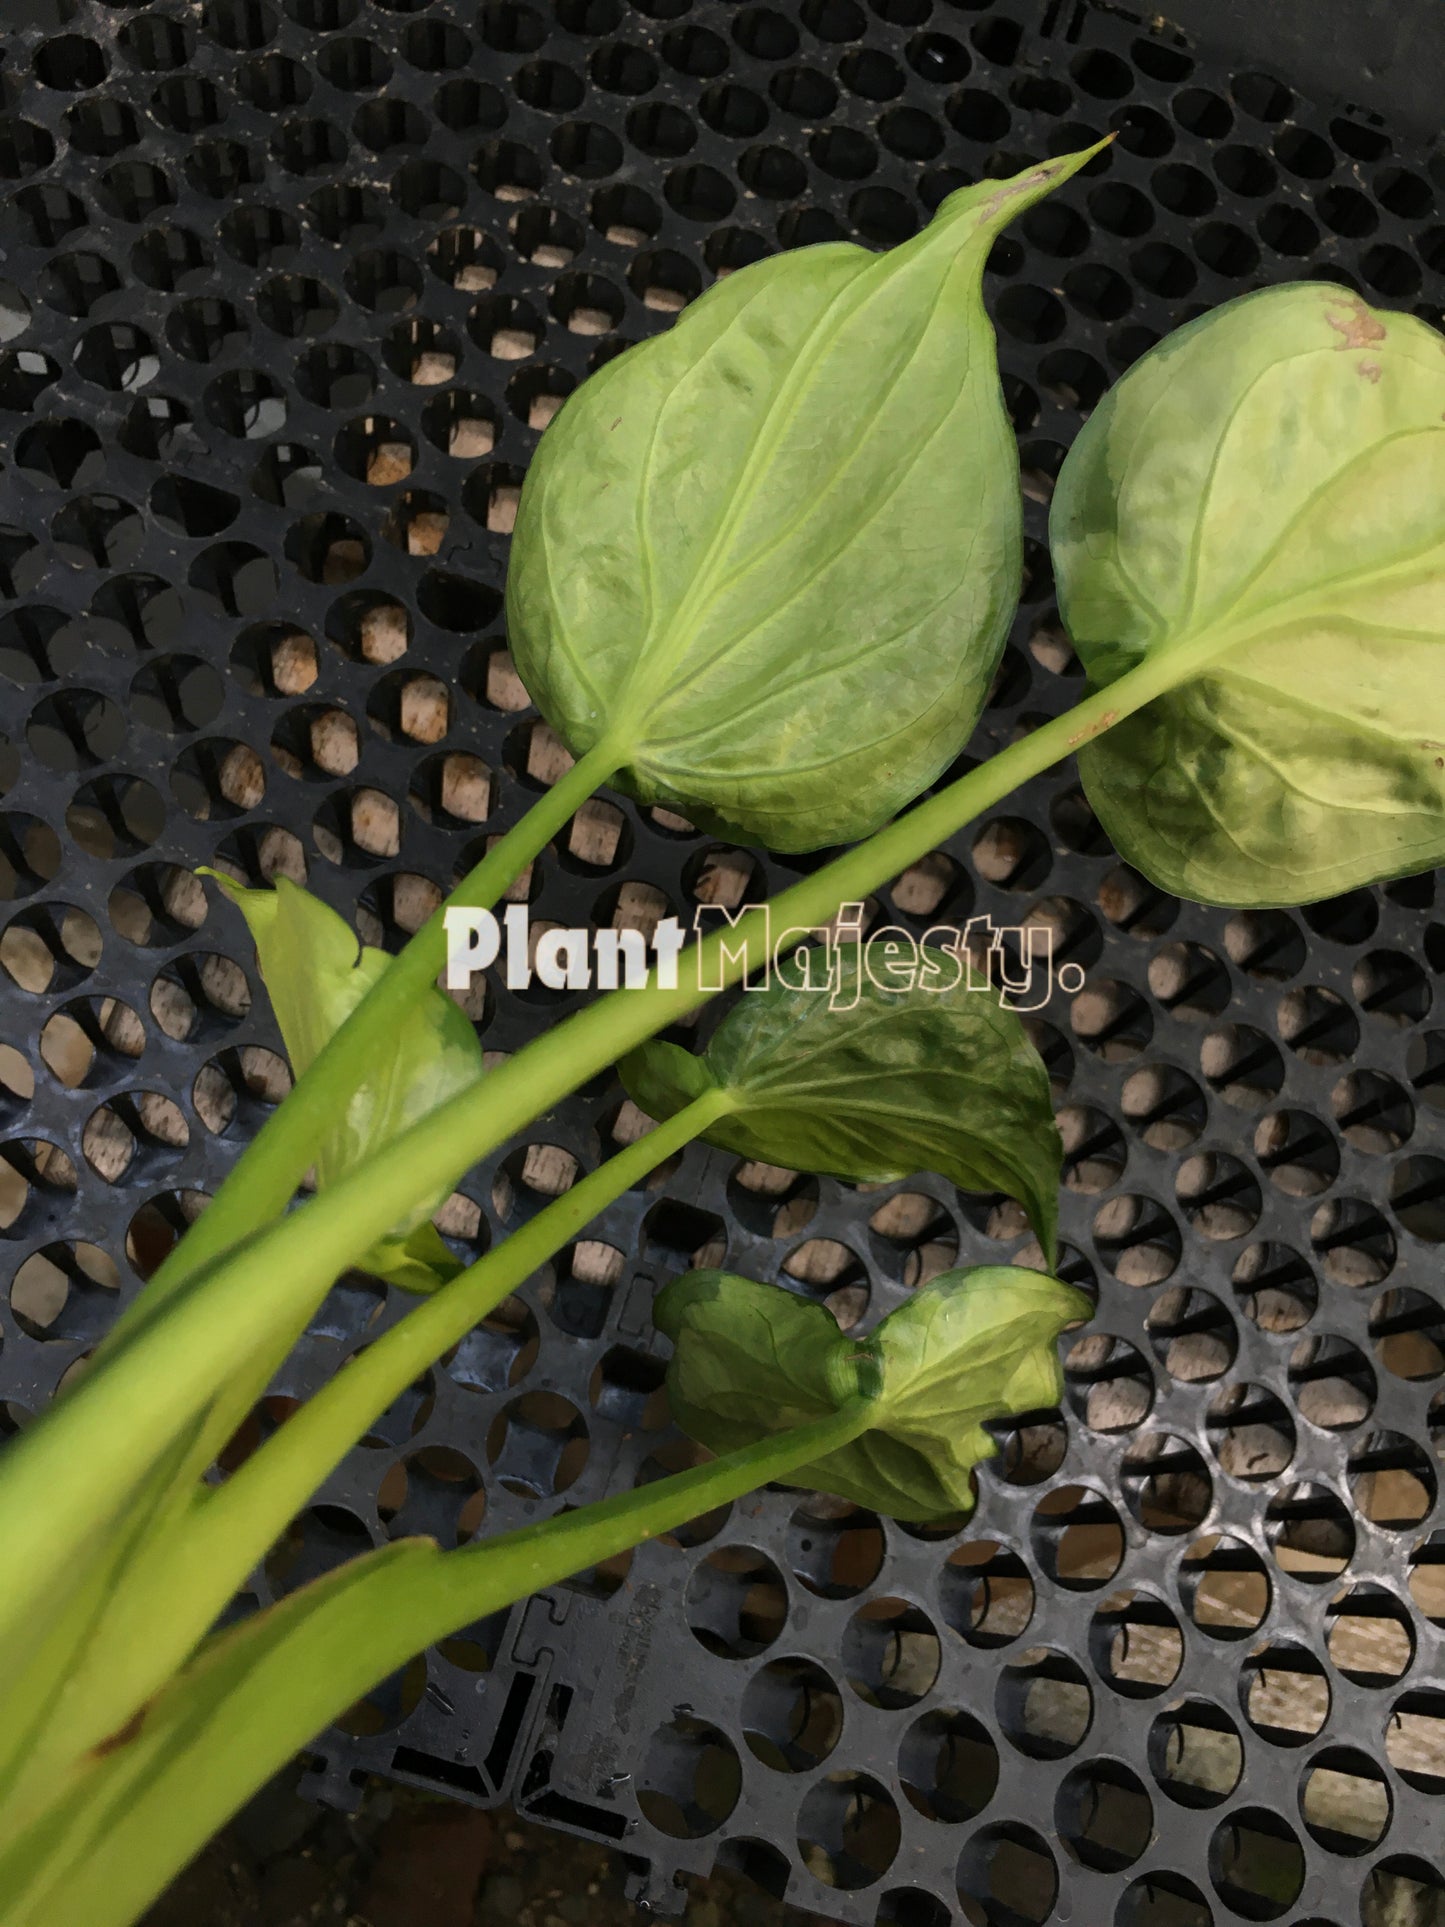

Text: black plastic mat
xmin=1 ymin=2 xmax=1443 ymax=1921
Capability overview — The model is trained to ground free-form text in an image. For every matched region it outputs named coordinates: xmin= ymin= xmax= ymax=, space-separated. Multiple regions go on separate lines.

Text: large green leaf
xmin=1051 ymin=281 xmax=1445 ymax=906
xmin=655 ymin=1266 xmax=1089 ymax=1521
xmin=205 ymin=873 xmax=482 ymax=1289
xmin=507 ymin=147 xmax=1105 ymax=852
xmin=621 ymin=944 xmax=1062 ymax=1260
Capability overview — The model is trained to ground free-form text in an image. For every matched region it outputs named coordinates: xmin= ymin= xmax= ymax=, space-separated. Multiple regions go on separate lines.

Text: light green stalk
xmin=20 ymin=1090 xmax=731 ymax=1797
xmin=0 ymin=1398 xmax=874 ymax=1927
xmin=0 ymin=638 xmax=1232 ymax=1670
xmin=108 ymin=736 xmax=625 ymax=1341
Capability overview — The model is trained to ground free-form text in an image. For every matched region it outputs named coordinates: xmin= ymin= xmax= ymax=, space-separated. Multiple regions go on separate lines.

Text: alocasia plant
xmin=2 ymin=138 xmax=1444 ymax=1926
xmin=107 ymin=146 xmax=1103 ymax=1336
xmin=1051 ymin=280 xmax=1445 ymax=905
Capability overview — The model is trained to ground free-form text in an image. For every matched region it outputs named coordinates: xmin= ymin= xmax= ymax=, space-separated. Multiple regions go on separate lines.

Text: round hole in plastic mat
xmin=485 ymin=1390 xmax=588 ymax=1497
xmin=9 ymin=1240 xmax=119 ymax=1343
xmin=1208 ymin=1807 xmax=1304 ymax=1919
xmin=1179 ymin=1533 xmax=1271 ymax=1639
xmin=375 ymin=1446 xmax=486 ymax=1546
xmin=2 ymin=904 xmax=103 ymax=995
xmin=1065 ymin=1332 xmax=1154 ymax=1433
xmin=1362 ymin=1860 xmax=1445 ymax=1927
xmin=1288 ymin=1332 xmax=1376 ymax=1430
xmin=1148 ymin=1697 xmax=1243 ymax=1808
xmin=1385 ymin=1684 xmax=1445 ymax=1792
xmin=1055 ymin=1758 xmax=1153 ymax=1871
xmin=1115 ymin=1870 xmax=1214 ymax=1927
xmin=684 ymin=1545 xmax=788 ymax=1658
xmin=741 ymin=1656 xmax=843 ymax=1773
xmin=787 ymin=1495 xmax=884 ymax=1598
xmin=1088 ymin=1588 xmax=1183 ymax=1696
xmin=995 ymin=1644 xmax=1092 ymax=1759
xmin=1241 ymin=1641 xmax=1331 ymax=1744
xmin=898 ymin=1708 xmax=999 ymax=1823
xmin=842 ymin=1596 xmax=941 ymax=1707
xmin=1143 ymin=1289 xmax=1236 ymax=1389
xmin=1031 ymin=1484 xmax=1125 ymax=1588
xmin=1120 ymin=1433 xmax=1212 ymax=1535
xmin=940 ymin=1538 xmax=1035 ymax=1646
xmin=1347 ymin=1428 xmax=1435 ymax=1528
xmin=797 ymin=1772 xmax=900 ymax=1890
xmin=1297 ymin=1744 xmax=1390 ymax=1855
xmin=957 ymin=1823 xmax=1058 ymax=1926
xmin=1325 ymin=1583 xmax=1415 ymax=1686
xmin=1265 ymin=1481 xmax=1355 ymax=1584
xmin=1205 ymin=1380 xmax=1295 ymax=1484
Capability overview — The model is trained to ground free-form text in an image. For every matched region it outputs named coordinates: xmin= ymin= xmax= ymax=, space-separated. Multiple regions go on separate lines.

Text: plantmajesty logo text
xmin=445 ymin=903 xmax=1083 ymax=1010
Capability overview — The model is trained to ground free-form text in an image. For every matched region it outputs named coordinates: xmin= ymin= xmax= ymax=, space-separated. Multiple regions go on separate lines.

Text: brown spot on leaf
xmin=1325 ymin=297 xmax=1387 ymax=350
xmin=1068 ymin=709 xmax=1118 ymax=747
xmin=91 ymin=1707 xmax=146 ymax=1758
xmin=1359 ymin=360 xmax=1382 ymax=383
xmin=980 ymin=168 xmax=1050 ymax=222
xmin=609 ymin=416 xmax=621 ymax=430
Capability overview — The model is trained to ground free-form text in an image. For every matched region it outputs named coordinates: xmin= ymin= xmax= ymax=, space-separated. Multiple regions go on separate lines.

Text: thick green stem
xmin=1 ymin=1398 xmax=875 ymax=1927
xmin=0 ymin=648 xmax=1218 ymax=1657
xmin=28 ymin=1091 xmax=731 ymax=1784
xmin=57 ymin=736 xmax=626 ymax=1674
xmin=205 ymin=1090 xmax=730 ymax=1565
xmin=108 ymin=737 xmax=625 ymax=1344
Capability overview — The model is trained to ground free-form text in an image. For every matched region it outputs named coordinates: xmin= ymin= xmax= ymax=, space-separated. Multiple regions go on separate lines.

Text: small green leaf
xmin=203 ymin=873 xmax=481 ymax=1290
xmin=508 ymin=146 xmax=1107 ymax=852
xmin=655 ymin=1266 xmax=1090 ymax=1521
xmin=1051 ymin=281 xmax=1445 ymax=907
xmin=621 ymin=945 xmax=1061 ymax=1261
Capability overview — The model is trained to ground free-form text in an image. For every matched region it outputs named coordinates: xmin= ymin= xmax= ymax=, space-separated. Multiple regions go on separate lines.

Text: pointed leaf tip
xmin=932 ymin=138 xmax=1112 ymax=245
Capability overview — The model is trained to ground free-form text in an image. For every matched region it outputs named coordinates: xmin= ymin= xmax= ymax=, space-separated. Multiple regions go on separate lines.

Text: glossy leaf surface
xmin=622 ymin=944 xmax=1061 ymax=1259
xmin=656 ymin=1266 xmax=1090 ymax=1520
xmin=205 ymin=873 xmax=481 ymax=1290
xmin=508 ymin=148 xmax=1105 ymax=851
xmin=1052 ymin=282 xmax=1445 ymax=906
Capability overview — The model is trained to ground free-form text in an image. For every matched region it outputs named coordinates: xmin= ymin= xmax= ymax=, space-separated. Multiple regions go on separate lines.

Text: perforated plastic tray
xmin=1 ymin=2 xmax=1444 ymax=1923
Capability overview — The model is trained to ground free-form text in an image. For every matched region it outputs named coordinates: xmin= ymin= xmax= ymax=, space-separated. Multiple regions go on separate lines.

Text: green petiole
xmin=0 ymin=1397 xmax=877 ymax=1927
xmin=24 ymin=1089 xmax=731 ymax=1786
xmin=0 ymin=631 xmax=1234 ymax=1663
xmin=107 ymin=734 xmax=626 ymax=1344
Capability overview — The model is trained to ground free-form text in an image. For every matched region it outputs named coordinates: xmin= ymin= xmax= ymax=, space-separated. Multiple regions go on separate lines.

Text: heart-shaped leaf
xmin=1051 ymin=281 xmax=1445 ymax=906
xmin=204 ymin=872 xmax=481 ymax=1291
xmin=621 ymin=944 xmax=1061 ymax=1261
xmin=655 ymin=1266 xmax=1089 ymax=1521
xmin=508 ymin=147 xmax=1106 ymax=852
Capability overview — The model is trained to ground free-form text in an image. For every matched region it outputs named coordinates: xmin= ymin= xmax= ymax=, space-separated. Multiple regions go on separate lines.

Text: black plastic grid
xmin=1 ymin=2 xmax=1444 ymax=1923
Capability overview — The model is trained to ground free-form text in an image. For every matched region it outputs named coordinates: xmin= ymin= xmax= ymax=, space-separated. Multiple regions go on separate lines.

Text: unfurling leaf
xmin=1051 ymin=281 xmax=1445 ymax=907
xmin=621 ymin=945 xmax=1062 ymax=1262
xmin=204 ymin=873 xmax=481 ymax=1291
xmin=508 ymin=147 xmax=1107 ymax=852
xmin=655 ymin=1266 xmax=1089 ymax=1521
